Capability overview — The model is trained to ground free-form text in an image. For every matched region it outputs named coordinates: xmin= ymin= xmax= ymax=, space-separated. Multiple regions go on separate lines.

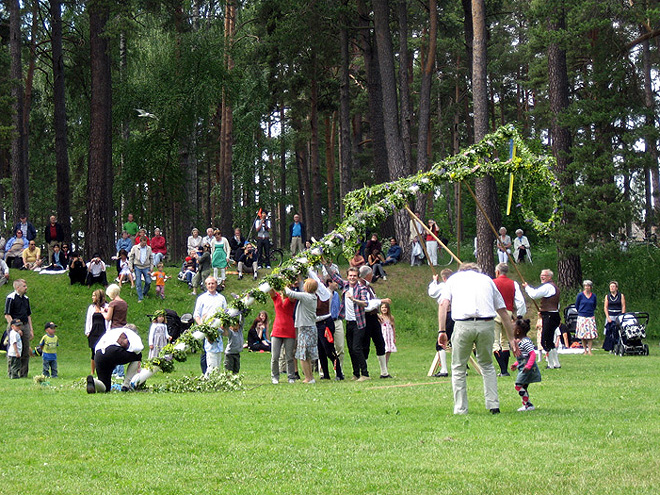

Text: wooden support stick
xmin=462 ymin=181 xmax=540 ymax=312
xmin=404 ymin=206 xmax=462 ymax=265
xmin=408 ymin=209 xmax=436 ymax=276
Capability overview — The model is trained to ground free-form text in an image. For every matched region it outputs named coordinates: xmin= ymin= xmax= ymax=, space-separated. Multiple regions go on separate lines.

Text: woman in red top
xmin=425 ymin=219 xmax=439 ymax=266
xmin=269 ymin=288 xmax=297 ymax=384
xmin=151 ymin=228 xmax=167 ymax=266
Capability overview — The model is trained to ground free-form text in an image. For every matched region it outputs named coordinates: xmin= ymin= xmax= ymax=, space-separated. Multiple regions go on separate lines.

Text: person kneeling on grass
xmin=87 ymin=324 xmax=143 ymax=393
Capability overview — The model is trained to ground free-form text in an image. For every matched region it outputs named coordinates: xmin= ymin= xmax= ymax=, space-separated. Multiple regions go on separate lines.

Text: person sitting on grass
xmin=86 ymin=254 xmax=108 ymax=287
xmin=44 ymin=244 xmax=66 ymax=271
xmin=117 ymin=249 xmax=135 ymax=288
xmin=21 ymin=240 xmax=44 ymax=271
xmin=68 ymin=252 xmax=87 ymax=285
xmin=247 ymin=312 xmax=271 ymax=352
xmin=237 ymin=243 xmax=259 ymax=281
xmin=383 ymin=238 xmax=402 ymax=266
xmin=0 ymin=257 xmax=9 ymax=288
xmin=367 ymin=248 xmax=387 ymax=282
xmin=510 ymin=317 xmax=541 ymax=412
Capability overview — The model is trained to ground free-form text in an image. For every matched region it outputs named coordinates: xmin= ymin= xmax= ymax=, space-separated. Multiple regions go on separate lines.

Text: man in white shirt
xmin=428 ymin=268 xmax=453 ymax=377
xmin=129 ymin=236 xmax=153 ymax=302
xmin=87 ymin=324 xmax=144 ymax=393
xmin=202 ymin=228 xmax=215 ymax=248
xmin=193 ymin=277 xmax=227 ymax=373
xmin=438 ymin=263 xmax=519 ymax=415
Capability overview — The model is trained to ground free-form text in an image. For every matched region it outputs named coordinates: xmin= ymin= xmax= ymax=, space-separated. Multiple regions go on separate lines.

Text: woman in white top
xmin=285 ymin=278 xmax=319 ymax=384
xmin=187 ymin=228 xmax=203 ymax=253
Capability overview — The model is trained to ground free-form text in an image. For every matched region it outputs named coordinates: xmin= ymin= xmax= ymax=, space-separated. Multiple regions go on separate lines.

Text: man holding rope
xmin=438 ymin=262 xmax=519 ymax=415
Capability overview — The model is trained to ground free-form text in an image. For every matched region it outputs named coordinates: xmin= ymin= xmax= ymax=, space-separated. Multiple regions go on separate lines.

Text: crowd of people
xmin=1 ymin=212 xmax=635 ymax=417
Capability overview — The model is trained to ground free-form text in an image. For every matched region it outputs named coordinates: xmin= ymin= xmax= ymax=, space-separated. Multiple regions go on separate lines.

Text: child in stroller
xmin=612 ymin=313 xmax=649 ymax=356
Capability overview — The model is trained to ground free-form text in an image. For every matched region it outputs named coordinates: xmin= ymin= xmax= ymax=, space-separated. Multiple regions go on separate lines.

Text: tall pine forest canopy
xmin=0 ymin=0 xmax=659 ymax=287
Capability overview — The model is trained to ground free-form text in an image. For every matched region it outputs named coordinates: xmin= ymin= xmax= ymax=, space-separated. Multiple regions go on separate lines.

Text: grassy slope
xmin=1 ymin=247 xmax=659 ymax=494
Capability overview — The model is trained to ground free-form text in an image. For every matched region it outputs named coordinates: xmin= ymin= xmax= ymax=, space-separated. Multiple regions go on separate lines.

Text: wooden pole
xmin=463 ymin=181 xmax=540 ymax=312
xmin=408 ymin=209 xmax=436 ymax=276
xmin=456 ymin=185 xmax=462 ymax=259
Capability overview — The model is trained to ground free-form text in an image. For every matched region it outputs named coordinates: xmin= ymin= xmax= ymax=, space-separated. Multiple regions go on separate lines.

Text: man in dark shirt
xmin=383 ymin=238 xmax=402 ymax=266
xmin=44 ymin=215 xmax=65 ymax=264
xmin=5 ymin=279 xmax=33 ymax=377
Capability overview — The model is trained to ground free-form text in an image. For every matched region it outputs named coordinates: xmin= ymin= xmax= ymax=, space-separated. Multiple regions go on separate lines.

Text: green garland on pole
xmin=140 ymin=124 xmax=560 ymax=383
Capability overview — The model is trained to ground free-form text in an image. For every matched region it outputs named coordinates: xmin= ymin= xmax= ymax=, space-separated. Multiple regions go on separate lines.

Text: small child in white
xmin=224 ymin=322 xmax=244 ymax=374
xmin=510 ymin=317 xmax=542 ymax=412
xmin=7 ymin=319 xmax=23 ymax=379
xmin=205 ymin=327 xmax=224 ymax=376
xmin=117 ymin=249 xmax=135 ymax=288
xmin=39 ymin=322 xmax=59 ymax=378
xmin=148 ymin=310 xmax=171 ymax=359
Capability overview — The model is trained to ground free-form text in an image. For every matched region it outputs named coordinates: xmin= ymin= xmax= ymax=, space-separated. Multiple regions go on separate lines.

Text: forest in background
xmin=0 ymin=0 xmax=659 ymax=286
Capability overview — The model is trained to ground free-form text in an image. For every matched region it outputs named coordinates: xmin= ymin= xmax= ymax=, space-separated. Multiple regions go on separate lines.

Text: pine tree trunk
xmin=472 ymin=0 xmax=498 ymax=277
xmin=220 ymin=0 xmax=236 ymax=236
xmin=398 ymin=0 xmax=413 ymax=175
xmin=87 ymin=0 xmax=114 ymax=260
xmin=9 ymin=0 xmax=29 ymax=220
xmin=416 ymin=0 xmax=437 ymax=174
xmin=309 ymin=55 xmax=323 ymax=240
xmin=373 ymin=0 xmax=409 ymax=250
xmin=339 ymin=3 xmax=354 ymax=217
xmin=642 ymin=36 xmax=660 ymax=226
xmin=51 ymin=0 xmax=71 ymax=244
xmin=548 ymin=7 xmax=581 ymax=288
xmin=325 ymin=113 xmax=337 ymax=228
xmin=357 ymin=0 xmax=389 ymax=187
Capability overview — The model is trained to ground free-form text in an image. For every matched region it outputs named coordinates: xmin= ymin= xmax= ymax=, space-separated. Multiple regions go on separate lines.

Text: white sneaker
xmin=271 ymin=378 xmax=279 ymax=384
xmin=288 ymin=379 xmax=295 ymax=384
xmin=517 ymin=404 xmax=535 ymax=412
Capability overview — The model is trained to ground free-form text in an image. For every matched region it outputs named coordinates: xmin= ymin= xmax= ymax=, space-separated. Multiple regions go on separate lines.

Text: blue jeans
xmin=153 ymin=253 xmax=164 ymax=266
xmin=43 ymin=357 xmax=58 ymax=378
xmin=134 ymin=266 xmax=151 ymax=300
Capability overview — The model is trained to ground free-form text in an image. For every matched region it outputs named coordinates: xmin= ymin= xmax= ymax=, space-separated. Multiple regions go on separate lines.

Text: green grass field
xmin=1 ymin=249 xmax=659 ymax=494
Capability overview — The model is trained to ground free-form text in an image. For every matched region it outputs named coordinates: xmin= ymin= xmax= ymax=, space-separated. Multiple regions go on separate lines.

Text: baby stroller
xmin=559 ymin=304 xmax=579 ymax=347
xmin=613 ymin=312 xmax=649 ymax=356
xmin=148 ymin=309 xmax=193 ymax=342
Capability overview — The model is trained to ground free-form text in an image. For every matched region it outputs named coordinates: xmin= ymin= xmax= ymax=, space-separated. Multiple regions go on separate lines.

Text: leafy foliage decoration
xmin=141 ymin=125 xmax=559 ymax=384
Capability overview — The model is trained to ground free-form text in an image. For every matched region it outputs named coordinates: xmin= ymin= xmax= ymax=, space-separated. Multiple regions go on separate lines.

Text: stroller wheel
xmin=643 ymin=344 xmax=649 ymax=356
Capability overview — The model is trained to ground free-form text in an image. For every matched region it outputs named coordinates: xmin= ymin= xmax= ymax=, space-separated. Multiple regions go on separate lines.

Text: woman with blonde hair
xmin=285 ymin=278 xmax=319 ymax=383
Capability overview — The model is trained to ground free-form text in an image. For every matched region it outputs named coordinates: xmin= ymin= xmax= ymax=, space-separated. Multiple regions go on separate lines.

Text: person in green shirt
xmin=123 ymin=213 xmax=139 ymax=241
xmin=38 ymin=322 xmax=59 ymax=378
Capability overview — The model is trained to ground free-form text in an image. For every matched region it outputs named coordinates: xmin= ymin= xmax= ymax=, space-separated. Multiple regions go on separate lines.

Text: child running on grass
xmin=151 ymin=262 xmax=168 ymax=299
xmin=148 ymin=310 xmax=170 ymax=359
xmin=510 ymin=317 xmax=542 ymax=411
xmin=378 ymin=302 xmax=396 ymax=368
